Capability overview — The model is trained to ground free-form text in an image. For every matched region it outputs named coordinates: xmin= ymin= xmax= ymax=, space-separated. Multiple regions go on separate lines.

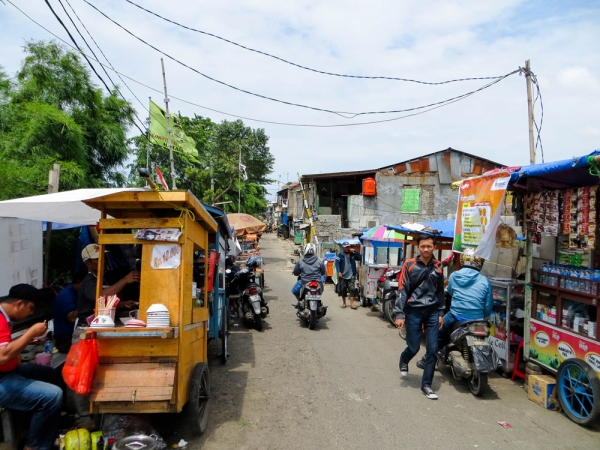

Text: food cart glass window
xmin=374 ymin=247 xmax=386 ymax=264
xmin=364 ymin=247 xmax=375 ymax=264
xmin=535 ymin=291 xmax=557 ymax=325
xmin=562 ymin=298 xmax=594 ymax=334
xmin=389 ymin=248 xmax=399 ymax=266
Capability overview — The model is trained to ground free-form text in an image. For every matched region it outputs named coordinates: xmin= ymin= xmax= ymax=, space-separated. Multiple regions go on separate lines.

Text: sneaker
xmin=421 ymin=386 xmax=438 ymax=400
xmin=416 ymin=357 xmax=426 ymax=370
xmin=400 ymin=361 xmax=409 ymax=377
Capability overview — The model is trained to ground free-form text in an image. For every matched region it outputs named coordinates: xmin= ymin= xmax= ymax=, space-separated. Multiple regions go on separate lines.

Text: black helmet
xmin=246 ymin=257 xmax=259 ymax=269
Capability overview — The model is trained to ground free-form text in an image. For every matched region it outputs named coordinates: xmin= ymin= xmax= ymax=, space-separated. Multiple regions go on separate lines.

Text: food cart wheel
xmin=187 ymin=362 xmax=210 ymax=435
xmin=384 ymin=300 xmax=396 ymax=326
xmin=220 ymin=299 xmax=229 ymax=364
xmin=557 ymin=358 xmax=600 ymax=426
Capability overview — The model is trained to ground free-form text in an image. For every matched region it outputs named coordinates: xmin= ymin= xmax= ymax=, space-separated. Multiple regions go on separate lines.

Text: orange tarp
xmin=226 ymin=213 xmax=266 ymax=236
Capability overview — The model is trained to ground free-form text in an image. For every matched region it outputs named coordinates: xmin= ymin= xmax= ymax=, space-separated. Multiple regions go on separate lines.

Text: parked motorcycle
xmin=231 ymin=261 xmax=269 ymax=331
xmin=379 ymin=268 xmax=401 ymax=326
xmin=438 ymin=319 xmax=499 ymax=396
xmin=295 ymin=280 xmax=327 ymax=330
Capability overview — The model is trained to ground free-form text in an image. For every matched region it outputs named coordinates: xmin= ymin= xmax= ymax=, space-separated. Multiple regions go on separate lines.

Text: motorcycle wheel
xmin=254 ymin=312 xmax=263 ymax=331
xmin=309 ymin=309 xmax=316 ymax=330
xmin=557 ymin=358 xmax=600 ymax=426
xmin=384 ymin=300 xmax=396 ymax=326
xmin=468 ymin=370 xmax=488 ymax=397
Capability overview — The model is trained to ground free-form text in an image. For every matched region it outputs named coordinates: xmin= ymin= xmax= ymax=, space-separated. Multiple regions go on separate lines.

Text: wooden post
xmin=525 ymin=60 xmax=536 ymax=165
xmin=161 ymin=59 xmax=177 ymax=190
xmin=43 ymin=164 xmax=60 ymax=285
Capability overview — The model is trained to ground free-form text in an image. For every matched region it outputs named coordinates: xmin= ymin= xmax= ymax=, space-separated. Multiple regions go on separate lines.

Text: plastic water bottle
xmin=44 ymin=333 xmax=53 ymax=354
xmin=593 ymin=270 xmax=600 ymax=296
xmin=541 ymin=263 xmax=548 ymax=285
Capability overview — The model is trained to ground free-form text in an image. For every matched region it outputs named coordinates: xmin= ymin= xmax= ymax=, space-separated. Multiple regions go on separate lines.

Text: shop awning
xmin=0 ymin=188 xmax=142 ymax=224
xmin=509 ymin=150 xmax=600 ymax=191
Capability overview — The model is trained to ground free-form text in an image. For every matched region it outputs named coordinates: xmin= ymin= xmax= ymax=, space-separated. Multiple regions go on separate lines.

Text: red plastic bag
xmin=62 ymin=338 xmax=99 ymax=395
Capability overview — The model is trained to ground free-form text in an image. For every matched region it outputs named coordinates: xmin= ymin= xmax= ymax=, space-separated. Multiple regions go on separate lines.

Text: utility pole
xmin=161 ymin=58 xmax=177 ymax=189
xmin=44 ymin=164 xmax=60 ymax=285
xmin=524 ymin=60 xmax=536 ymax=165
xmin=238 ymin=147 xmax=241 ymax=213
xmin=297 ymin=173 xmax=319 ymax=246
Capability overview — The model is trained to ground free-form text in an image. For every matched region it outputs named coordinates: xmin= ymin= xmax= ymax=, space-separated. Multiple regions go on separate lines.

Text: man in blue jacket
xmin=416 ymin=247 xmax=493 ymax=371
xmin=335 ymin=242 xmax=361 ymax=309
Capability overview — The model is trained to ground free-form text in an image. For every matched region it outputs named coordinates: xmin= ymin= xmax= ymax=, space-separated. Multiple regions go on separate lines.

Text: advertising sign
xmin=453 ymin=170 xmax=511 ymax=260
xmin=151 ymin=244 xmax=182 ymax=269
xmin=529 ymin=319 xmax=600 ymax=378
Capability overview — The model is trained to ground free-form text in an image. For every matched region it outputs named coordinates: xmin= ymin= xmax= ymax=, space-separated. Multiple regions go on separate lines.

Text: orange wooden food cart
xmin=81 ymin=190 xmax=218 ymax=435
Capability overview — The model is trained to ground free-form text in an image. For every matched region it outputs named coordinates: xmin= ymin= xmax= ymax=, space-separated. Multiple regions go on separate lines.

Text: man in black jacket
xmin=394 ymin=234 xmax=445 ymax=400
xmin=335 ymin=242 xmax=361 ymax=309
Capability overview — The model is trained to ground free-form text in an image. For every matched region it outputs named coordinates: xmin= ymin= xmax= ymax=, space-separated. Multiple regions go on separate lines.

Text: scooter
xmin=379 ymin=268 xmax=401 ymax=326
xmin=295 ymin=280 xmax=327 ymax=330
xmin=438 ymin=319 xmax=499 ymax=396
xmin=232 ymin=268 xmax=269 ymax=331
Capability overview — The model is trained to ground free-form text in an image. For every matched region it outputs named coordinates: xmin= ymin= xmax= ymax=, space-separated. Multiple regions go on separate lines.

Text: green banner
xmin=149 ymin=100 xmax=198 ymax=157
xmin=401 ymin=188 xmax=420 ymax=213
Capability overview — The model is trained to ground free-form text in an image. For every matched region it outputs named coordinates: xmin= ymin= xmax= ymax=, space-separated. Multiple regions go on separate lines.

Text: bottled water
xmin=540 ymin=263 xmax=548 ymax=285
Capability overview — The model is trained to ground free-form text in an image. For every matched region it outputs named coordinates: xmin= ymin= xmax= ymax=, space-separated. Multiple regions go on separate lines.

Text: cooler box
xmin=527 ymin=374 xmax=556 ymax=409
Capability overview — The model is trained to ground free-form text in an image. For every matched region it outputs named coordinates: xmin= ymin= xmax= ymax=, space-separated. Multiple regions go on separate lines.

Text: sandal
xmin=341 ymin=305 xmax=347 ymax=308
xmin=350 ymin=306 xmax=358 ymax=310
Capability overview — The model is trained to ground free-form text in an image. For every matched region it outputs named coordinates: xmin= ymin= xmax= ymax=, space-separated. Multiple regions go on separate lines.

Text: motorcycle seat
xmin=451 ymin=319 xmax=489 ymax=330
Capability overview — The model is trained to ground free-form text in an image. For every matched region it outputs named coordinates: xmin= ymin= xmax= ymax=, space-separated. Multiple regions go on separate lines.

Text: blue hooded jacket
xmin=446 ymin=267 xmax=493 ymax=320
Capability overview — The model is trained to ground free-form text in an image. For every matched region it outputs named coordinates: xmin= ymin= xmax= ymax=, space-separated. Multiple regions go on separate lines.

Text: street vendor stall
xmin=506 ymin=150 xmax=600 ymax=426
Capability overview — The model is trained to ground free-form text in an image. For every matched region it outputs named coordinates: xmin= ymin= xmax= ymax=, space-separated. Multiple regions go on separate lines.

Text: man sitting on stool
xmin=0 ymin=284 xmax=63 ymax=450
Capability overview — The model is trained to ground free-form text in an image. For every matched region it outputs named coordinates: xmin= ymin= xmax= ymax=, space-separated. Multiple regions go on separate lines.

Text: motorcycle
xmin=231 ymin=267 xmax=269 ymax=331
xmin=438 ymin=319 xmax=499 ymax=396
xmin=295 ymin=280 xmax=327 ymax=330
xmin=379 ymin=268 xmax=401 ymax=326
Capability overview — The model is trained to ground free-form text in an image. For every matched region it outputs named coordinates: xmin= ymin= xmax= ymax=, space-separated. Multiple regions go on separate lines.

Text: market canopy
xmin=359 ymin=225 xmax=405 ymax=248
xmin=226 ymin=213 xmax=266 ymax=236
xmin=0 ymin=188 xmax=141 ymax=224
xmin=388 ymin=221 xmax=454 ymax=241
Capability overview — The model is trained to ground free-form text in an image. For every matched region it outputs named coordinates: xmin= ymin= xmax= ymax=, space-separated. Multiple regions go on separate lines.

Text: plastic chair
xmin=511 ymin=340 xmax=526 ymax=381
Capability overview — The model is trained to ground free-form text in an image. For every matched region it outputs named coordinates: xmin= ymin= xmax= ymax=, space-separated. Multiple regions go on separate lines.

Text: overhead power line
xmin=83 ymin=0 xmax=519 ymax=119
xmin=6 ymin=0 xmax=525 ymax=129
xmin=122 ymin=0 xmax=506 ymax=86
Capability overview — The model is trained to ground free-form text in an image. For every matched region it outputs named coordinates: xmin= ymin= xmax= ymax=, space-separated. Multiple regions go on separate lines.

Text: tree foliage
xmin=0 ymin=40 xmax=136 ymax=199
xmin=129 ymin=116 xmax=275 ymax=215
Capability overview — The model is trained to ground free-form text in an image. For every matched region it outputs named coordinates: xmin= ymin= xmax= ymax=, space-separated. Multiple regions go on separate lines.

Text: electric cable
xmin=7 ymin=0 xmax=520 ymax=129
xmin=83 ymin=0 xmax=520 ymax=119
xmin=531 ymin=72 xmax=544 ymax=163
xmin=122 ymin=0 xmax=507 ymax=86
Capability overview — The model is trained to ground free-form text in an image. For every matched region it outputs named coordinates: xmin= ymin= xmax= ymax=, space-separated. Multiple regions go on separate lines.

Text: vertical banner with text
xmin=453 ymin=171 xmax=511 ymax=260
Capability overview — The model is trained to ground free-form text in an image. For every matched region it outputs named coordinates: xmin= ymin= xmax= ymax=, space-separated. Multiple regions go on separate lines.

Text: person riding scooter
xmin=417 ymin=247 xmax=493 ymax=369
xmin=292 ymin=243 xmax=326 ymax=306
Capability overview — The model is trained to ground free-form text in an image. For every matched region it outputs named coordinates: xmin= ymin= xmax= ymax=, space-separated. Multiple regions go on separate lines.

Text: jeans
xmin=400 ymin=307 xmax=440 ymax=389
xmin=0 ymin=364 xmax=63 ymax=449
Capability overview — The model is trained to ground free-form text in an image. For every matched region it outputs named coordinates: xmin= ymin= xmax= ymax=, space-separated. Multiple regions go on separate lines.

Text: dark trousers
xmin=400 ymin=307 xmax=440 ymax=389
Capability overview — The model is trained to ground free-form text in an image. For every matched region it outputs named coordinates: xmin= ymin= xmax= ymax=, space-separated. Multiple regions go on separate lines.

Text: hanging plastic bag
xmin=62 ymin=338 xmax=99 ymax=395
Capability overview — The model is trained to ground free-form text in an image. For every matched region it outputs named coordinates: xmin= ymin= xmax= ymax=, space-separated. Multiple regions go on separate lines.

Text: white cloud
xmin=557 ymin=67 xmax=599 ymax=91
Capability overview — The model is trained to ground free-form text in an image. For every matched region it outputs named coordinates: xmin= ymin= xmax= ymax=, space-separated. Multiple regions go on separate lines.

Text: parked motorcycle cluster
xmin=227 ymin=257 xmax=269 ymax=331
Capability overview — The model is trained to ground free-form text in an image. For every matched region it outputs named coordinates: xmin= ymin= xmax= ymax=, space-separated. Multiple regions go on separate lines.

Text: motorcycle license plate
xmin=309 ymin=300 xmax=318 ymax=310
xmin=305 ymin=294 xmax=321 ymax=300
xmin=250 ymin=295 xmax=260 ymax=301
xmin=473 ymin=340 xmax=486 ymax=345
xmin=389 ymin=281 xmax=398 ymax=287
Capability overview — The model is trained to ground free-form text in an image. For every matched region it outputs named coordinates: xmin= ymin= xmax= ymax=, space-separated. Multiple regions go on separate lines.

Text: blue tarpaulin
xmin=509 ymin=150 xmax=600 ymax=190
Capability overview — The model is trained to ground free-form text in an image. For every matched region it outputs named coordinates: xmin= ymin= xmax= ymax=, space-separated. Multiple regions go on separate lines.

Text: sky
xmin=2 ymin=0 xmax=600 ymax=201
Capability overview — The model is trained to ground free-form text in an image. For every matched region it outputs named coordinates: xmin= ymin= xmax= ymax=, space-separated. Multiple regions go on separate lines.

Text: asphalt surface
xmin=158 ymin=233 xmax=600 ymax=449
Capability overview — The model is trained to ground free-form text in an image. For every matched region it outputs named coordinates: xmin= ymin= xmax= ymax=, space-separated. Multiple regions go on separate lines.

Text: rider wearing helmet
xmin=246 ymin=256 xmax=260 ymax=269
xmin=292 ymin=243 xmax=326 ymax=301
xmin=417 ymin=247 xmax=493 ymax=369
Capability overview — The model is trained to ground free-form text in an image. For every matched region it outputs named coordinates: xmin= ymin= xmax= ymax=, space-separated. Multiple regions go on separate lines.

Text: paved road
xmin=159 ymin=233 xmax=599 ymax=449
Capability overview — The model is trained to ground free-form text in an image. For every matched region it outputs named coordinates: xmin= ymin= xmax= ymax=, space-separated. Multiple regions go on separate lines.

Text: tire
xmin=557 ymin=358 xmax=600 ymax=426
xmin=468 ymin=370 xmax=488 ymax=397
xmin=254 ymin=313 xmax=263 ymax=331
xmin=398 ymin=326 xmax=407 ymax=340
xmin=220 ymin=299 xmax=229 ymax=364
xmin=309 ymin=309 xmax=316 ymax=330
xmin=384 ymin=300 xmax=396 ymax=325
xmin=186 ymin=362 xmax=210 ymax=436
xmin=360 ymin=296 xmax=367 ymax=307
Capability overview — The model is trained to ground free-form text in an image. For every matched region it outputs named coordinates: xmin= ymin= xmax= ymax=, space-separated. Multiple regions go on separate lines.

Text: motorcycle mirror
xmin=291 ymin=259 xmax=296 ymax=265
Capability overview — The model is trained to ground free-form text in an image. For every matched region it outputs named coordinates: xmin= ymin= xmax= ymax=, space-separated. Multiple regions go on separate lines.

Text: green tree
xmin=0 ymin=40 xmax=136 ymax=200
xmin=129 ymin=116 xmax=275 ymax=215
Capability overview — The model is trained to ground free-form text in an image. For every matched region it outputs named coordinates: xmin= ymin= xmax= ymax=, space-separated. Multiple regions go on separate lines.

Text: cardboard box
xmin=528 ymin=374 xmax=556 ymax=410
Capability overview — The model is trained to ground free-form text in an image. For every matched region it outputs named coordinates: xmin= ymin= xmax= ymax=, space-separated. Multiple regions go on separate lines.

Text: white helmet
xmin=460 ymin=247 xmax=484 ymax=271
xmin=304 ymin=243 xmax=316 ymax=256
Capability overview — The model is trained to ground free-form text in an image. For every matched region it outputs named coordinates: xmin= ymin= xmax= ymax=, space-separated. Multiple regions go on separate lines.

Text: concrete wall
xmin=314 ymin=215 xmax=341 ymax=243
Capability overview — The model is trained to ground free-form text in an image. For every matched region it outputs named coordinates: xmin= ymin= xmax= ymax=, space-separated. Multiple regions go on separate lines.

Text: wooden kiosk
xmin=82 ymin=190 xmax=218 ymax=434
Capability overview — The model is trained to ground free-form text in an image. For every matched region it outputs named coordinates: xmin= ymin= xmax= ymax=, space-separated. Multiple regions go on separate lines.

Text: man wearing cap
xmin=0 ymin=284 xmax=63 ymax=450
xmin=77 ymin=243 xmax=140 ymax=323
xmin=335 ymin=242 xmax=361 ymax=309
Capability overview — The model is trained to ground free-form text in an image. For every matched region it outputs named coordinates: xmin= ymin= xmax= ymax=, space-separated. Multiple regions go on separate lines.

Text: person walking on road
xmin=335 ymin=242 xmax=361 ymax=309
xmin=394 ymin=234 xmax=445 ymax=400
